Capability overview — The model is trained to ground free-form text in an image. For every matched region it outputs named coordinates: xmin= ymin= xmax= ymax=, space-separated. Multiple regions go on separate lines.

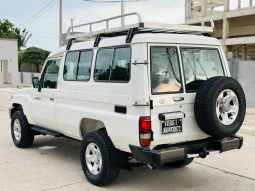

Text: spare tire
xmin=194 ymin=76 xmax=246 ymax=139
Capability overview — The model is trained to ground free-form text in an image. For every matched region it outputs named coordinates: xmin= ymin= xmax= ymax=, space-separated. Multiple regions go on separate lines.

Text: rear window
xmin=181 ymin=48 xmax=224 ymax=92
xmin=94 ymin=47 xmax=131 ymax=82
xmin=151 ymin=47 xmax=182 ymax=94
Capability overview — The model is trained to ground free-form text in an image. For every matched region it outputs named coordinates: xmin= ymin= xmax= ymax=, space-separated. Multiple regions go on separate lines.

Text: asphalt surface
xmin=0 ymin=88 xmax=255 ymax=191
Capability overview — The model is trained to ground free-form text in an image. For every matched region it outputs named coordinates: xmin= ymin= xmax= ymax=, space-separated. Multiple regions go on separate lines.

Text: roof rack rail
xmin=66 ymin=12 xmax=214 ymax=47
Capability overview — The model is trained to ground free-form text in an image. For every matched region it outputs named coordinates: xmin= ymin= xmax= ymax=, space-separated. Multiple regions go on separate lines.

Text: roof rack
xmin=66 ymin=12 xmax=214 ymax=49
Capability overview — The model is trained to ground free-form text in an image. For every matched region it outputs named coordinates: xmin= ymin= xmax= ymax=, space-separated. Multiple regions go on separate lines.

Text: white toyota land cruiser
xmin=9 ymin=13 xmax=246 ymax=186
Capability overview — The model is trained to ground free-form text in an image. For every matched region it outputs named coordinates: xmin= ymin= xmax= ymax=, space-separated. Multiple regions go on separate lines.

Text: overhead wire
xmin=83 ymin=0 xmax=147 ymax=3
xmin=18 ymin=0 xmax=57 ymax=28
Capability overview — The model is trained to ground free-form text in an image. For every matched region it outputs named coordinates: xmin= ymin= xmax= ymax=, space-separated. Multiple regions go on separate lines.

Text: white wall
xmin=0 ymin=39 xmax=19 ymax=86
xmin=229 ymin=60 xmax=255 ymax=105
xmin=236 ymin=61 xmax=255 ymax=105
xmin=20 ymin=72 xmax=40 ymax=84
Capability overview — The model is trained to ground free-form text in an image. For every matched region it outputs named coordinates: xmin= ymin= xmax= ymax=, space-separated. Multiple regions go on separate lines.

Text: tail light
xmin=139 ymin=116 xmax=151 ymax=147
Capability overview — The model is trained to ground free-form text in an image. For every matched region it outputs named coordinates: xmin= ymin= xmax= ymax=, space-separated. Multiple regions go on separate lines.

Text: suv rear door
xmin=149 ymin=44 xmax=196 ymax=146
xmin=148 ymin=44 xmax=225 ymax=147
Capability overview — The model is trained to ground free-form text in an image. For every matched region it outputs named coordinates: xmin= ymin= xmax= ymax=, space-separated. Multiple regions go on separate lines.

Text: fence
xmin=19 ymin=72 xmax=40 ymax=85
xmin=229 ymin=60 xmax=255 ymax=105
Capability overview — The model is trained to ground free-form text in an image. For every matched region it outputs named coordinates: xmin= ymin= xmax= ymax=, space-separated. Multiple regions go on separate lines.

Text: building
xmin=185 ymin=0 xmax=255 ymax=104
xmin=185 ymin=0 xmax=255 ymax=60
xmin=0 ymin=39 xmax=20 ymax=86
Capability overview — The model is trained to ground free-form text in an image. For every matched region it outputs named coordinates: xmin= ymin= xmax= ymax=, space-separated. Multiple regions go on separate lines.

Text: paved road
xmin=0 ymin=88 xmax=255 ymax=191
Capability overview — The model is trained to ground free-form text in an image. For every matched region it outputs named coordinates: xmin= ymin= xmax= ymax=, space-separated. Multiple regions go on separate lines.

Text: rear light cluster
xmin=139 ymin=116 xmax=151 ymax=147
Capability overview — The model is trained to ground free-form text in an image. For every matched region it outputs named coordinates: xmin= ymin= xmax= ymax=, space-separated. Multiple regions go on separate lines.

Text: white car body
xmin=11 ymin=33 xmax=230 ymax=153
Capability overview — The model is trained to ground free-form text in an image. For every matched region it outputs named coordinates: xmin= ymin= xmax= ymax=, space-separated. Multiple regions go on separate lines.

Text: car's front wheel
xmin=80 ymin=129 xmax=119 ymax=186
xmin=11 ymin=111 xmax=34 ymax=148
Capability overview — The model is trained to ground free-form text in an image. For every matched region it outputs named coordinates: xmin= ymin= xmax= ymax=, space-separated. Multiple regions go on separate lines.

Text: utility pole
xmin=71 ymin=18 xmax=75 ymax=33
xmin=121 ymin=0 xmax=125 ymax=27
xmin=59 ymin=0 xmax=63 ymax=47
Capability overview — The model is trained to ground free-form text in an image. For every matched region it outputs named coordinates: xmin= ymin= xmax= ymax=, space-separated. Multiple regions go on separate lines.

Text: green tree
xmin=0 ymin=19 xmax=31 ymax=50
xmin=19 ymin=47 xmax=50 ymax=73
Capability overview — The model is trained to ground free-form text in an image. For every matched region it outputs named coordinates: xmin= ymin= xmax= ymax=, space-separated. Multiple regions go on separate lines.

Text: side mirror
xmin=32 ymin=77 xmax=40 ymax=88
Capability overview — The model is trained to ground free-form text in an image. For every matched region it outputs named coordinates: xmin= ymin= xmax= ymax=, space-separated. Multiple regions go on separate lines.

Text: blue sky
xmin=0 ymin=0 xmax=185 ymax=51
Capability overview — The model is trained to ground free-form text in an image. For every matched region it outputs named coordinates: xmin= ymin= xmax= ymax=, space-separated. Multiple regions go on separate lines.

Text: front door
xmin=32 ymin=59 xmax=61 ymax=130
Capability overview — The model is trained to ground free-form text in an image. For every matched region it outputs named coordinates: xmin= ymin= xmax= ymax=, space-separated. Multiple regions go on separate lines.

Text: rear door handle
xmin=173 ymin=97 xmax=184 ymax=102
xmin=34 ymin=97 xmax=41 ymax=100
xmin=49 ymin=97 xmax=55 ymax=101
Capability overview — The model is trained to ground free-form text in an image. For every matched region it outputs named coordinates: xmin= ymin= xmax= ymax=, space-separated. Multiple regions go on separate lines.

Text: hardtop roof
xmin=49 ymin=33 xmax=220 ymax=58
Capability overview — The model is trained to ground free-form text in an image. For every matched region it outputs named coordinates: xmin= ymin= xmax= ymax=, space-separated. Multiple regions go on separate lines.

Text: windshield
xmin=181 ymin=48 xmax=224 ymax=92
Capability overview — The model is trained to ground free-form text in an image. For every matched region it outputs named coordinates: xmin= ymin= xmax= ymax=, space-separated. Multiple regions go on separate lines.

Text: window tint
xmin=41 ymin=59 xmax=61 ymax=89
xmin=94 ymin=49 xmax=114 ymax=81
xmin=77 ymin=51 xmax=93 ymax=81
xmin=181 ymin=48 xmax=224 ymax=92
xmin=64 ymin=51 xmax=79 ymax=81
xmin=111 ymin=47 xmax=131 ymax=81
xmin=64 ymin=50 xmax=93 ymax=81
xmin=151 ymin=47 xmax=182 ymax=94
xmin=94 ymin=47 xmax=131 ymax=82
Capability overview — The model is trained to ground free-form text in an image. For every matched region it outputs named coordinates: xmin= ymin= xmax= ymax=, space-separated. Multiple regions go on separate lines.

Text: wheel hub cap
xmin=216 ymin=89 xmax=239 ymax=126
xmin=13 ymin=119 xmax=21 ymax=141
xmin=85 ymin=143 xmax=102 ymax=175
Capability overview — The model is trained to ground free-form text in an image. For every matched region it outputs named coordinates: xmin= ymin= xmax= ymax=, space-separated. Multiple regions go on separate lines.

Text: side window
xmin=77 ymin=51 xmax=93 ymax=81
xmin=151 ymin=47 xmax=182 ymax=94
xmin=181 ymin=48 xmax=224 ymax=92
xmin=94 ymin=49 xmax=114 ymax=81
xmin=111 ymin=47 xmax=131 ymax=81
xmin=64 ymin=50 xmax=93 ymax=81
xmin=94 ymin=47 xmax=131 ymax=82
xmin=64 ymin=51 xmax=79 ymax=81
xmin=41 ymin=59 xmax=61 ymax=89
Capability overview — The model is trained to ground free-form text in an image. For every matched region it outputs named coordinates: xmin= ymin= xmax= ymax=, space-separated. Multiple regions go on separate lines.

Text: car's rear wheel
xmin=11 ymin=111 xmax=34 ymax=148
xmin=80 ymin=129 xmax=119 ymax=186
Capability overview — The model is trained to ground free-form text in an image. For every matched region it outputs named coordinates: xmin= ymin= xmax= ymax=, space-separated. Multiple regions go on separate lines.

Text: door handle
xmin=173 ymin=97 xmax=184 ymax=102
xmin=49 ymin=97 xmax=55 ymax=101
xmin=34 ymin=97 xmax=41 ymax=100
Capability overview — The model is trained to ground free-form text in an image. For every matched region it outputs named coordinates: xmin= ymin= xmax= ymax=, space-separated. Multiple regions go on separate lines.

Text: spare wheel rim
xmin=216 ymin=89 xmax=239 ymax=126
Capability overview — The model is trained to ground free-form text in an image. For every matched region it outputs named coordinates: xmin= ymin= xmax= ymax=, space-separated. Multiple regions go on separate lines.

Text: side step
xmin=31 ymin=126 xmax=64 ymax=137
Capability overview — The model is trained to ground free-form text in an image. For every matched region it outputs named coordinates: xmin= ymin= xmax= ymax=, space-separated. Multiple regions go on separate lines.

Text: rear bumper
xmin=129 ymin=135 xmax=243 ymax=166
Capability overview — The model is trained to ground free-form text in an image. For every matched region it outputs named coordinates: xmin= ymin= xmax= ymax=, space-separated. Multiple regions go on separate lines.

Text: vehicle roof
xmin=49 ymin=33 xmax=221 ymax=58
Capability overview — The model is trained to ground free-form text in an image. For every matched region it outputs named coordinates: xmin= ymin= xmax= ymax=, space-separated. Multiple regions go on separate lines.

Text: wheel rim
xmin=85 ymin=143 xmax=102 ymax=175
xmin=216 ymin=89 xmax=239 ymax=126
xmin=13 ymin=119 xmax=22 ymax=141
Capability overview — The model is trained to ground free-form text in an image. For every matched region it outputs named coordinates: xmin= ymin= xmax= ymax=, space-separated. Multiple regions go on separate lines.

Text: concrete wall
xmin=229 ymin=60 xmax=255 ymax=105
xmin=0 ymin=39 xmax=19 ymax=86
xmin=20 ymin=72 xmax=40 ymax=84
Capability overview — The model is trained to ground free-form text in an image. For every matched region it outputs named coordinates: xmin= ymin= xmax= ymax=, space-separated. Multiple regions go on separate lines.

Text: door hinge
xmin=150 ymin=100 xmax=153 ymax=110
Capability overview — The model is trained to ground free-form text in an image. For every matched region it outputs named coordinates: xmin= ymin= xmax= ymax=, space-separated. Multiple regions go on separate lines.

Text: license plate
xmin=162 ymin=118 xmax=182 ymax=134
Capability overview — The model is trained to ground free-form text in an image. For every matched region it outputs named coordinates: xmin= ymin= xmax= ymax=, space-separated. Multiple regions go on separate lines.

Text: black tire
xmin=80 ymin=129 xmax=119 ymax=186
xmin=11 ymin=111 xmax=34 ymax=148
xmin=195 ymin=76 xmax=246 ymax=139
xmin=195 ymin=76 xmax=223 ymax=135
xmin=165 ymin=158 xmax=194 ymax=168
